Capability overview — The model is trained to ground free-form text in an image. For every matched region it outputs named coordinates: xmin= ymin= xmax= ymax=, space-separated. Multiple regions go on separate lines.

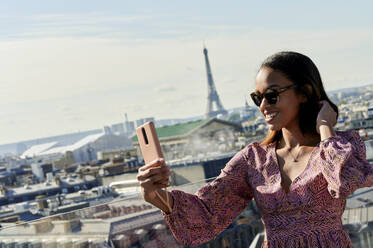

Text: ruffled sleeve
xmin=319 ymin=130 xmax=373 ymax=198
xmin=162 ymin=147 xmax=253 ymax=246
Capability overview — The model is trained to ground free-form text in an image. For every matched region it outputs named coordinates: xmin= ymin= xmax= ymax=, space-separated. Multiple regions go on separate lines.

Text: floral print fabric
xmin=163 ymin=130 xmax=373 ymax=247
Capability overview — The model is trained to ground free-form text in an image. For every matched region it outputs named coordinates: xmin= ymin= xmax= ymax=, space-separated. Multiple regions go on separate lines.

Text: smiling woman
xmin=256 ymin=52 xmax=338 ymax=141
xmin=137 ymin=51 xmax=373 ymax=248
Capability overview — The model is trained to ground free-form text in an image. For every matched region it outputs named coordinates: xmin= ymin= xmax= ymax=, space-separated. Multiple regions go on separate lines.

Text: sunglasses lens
xmin=265 ymin=91 xmax=278 ymax=104
xmin=251 ymin=94 xmax=262 ymax=106
xmin=250 ymin=89 xmax=280 ymax=106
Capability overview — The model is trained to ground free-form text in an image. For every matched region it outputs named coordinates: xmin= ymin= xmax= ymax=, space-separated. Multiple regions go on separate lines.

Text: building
xmin=50 ymin=151 xmax=75 ymax=170
xmin=104 ymin=123 xmax=126 ymax=136
xmin=0 ymin=175 xmax=98 ymax=206
xmin=31 ymin=161 xmax=53 ymax=181
xmin=349 ymin=118 xmax=373 ymax=130
xmin=123 ymin=113 xmax=136 ymax=136
xmin=99 ymin=159 xmax=127 ymax=176
xmin=111 ymin=123 xmax=125 ymax=135
xmin=0 ymin=129 xmax=103 ymax=156
xmin=135 ymin=117 xmax=155 ymax=128
xmin=97 ymin=148 xmax=137 ymax=161
xmin=21 ymin=133 xmax=133 ymax=165
xmin=132 ymin=118 xmax=242 ymax=161
xmin=16 ymin=143 xmax=27 ymax=156
xmin=0 ymin=170 xmax=15 ymax=186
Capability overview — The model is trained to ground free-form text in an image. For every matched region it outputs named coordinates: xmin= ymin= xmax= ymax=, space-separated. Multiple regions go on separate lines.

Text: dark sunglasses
xmin=250 ymin=84 xmax=297 ymax=107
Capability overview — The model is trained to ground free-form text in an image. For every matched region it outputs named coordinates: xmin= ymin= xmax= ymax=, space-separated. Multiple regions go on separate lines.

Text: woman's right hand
xmin=137 ymin=158 xmax=171 ymax=202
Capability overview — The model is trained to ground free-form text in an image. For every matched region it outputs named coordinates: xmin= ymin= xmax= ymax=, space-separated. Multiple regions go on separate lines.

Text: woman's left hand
xmin=316 ymin=100 xmax=337 ymax=134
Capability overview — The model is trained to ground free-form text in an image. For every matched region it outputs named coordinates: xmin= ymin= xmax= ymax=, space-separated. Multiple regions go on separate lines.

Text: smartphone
xmin=136 ymin=121 xmax=164 ymax=165
xmin=136 ymin=121 xmax=172 ymax=211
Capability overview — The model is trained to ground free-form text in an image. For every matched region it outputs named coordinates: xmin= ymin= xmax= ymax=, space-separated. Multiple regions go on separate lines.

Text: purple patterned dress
xmin=162 ymin=130 xmax=373 ymax=247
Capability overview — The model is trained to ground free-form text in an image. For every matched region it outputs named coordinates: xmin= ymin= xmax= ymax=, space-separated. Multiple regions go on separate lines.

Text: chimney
xmin=54 ymin=176 xmax=61 ymax=186
xmin=0 ymin=186 xmax=7 ymax=195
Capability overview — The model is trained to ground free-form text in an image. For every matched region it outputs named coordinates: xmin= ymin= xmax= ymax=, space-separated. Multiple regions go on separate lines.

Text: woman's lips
xmin=264 ymin=112 xmax=278 ymax=123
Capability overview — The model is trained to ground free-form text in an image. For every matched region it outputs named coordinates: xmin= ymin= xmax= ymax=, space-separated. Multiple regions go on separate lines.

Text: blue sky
xmin=0 ymin=1 xmax=372 ymax=144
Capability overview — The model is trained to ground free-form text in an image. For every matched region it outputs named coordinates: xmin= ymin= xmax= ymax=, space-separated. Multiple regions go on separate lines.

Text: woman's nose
xmin=259 ymin=97 xmax=270 ymax=111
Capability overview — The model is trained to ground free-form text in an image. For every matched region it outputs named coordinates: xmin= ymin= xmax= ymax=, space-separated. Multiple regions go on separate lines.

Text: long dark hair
xmin=259 ymin=51 xmax=339 ymax=145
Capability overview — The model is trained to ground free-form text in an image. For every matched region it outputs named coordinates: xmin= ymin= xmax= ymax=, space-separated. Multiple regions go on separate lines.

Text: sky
xmin=0 ymin=0 xmax=372 ymax=144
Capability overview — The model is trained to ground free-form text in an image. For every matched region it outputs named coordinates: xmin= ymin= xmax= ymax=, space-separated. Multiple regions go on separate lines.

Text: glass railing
xmin=1 ymin=178 xmax=373 ymax=247
xmin=240 ymin=230 xmax=373 ymax=248
xmin=365 ymin=139 xmax=373 ymax=162
xmin=349 ymin=231 xmax=373 ymax=248
xmin=0 ymin=178 xmax=263 ymax=248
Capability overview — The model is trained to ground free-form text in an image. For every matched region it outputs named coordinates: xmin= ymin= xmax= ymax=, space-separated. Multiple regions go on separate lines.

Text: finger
xmin=150 ymin=181 xmax=172 ymax=190
xmin=139 ymin=158 xmax=165 ymax=171
xmin=153 ymin=170 xmax=171 ymax=183
xmin=139 ymin=172 xmax=170 ymax=187
xmin=155 ymin=176 xmax=172 ymax=186
xmin=137 ymin=166 xmax=170 ymax=181
xmin=156 ymin=180 xmax=172 ymax=188
xmin=147 ymin=165 xmax=170 ymax=175
xmin=140 ymin=177 xmax=172 ymax=190
xmin=138 ymin=169 xmax=171 ymax=183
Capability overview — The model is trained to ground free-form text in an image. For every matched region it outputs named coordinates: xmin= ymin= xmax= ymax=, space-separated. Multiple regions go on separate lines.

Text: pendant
xmin=292 ymin=158 xmax=297 ymax=162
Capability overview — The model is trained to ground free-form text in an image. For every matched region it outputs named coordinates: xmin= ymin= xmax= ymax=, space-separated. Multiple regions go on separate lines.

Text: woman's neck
xmin=279 ymin=127 xmax=320 ymax=149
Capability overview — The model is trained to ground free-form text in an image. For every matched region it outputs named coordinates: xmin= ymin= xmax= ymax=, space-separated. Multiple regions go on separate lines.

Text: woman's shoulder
xmin=239 ymin=140 xmax=273 ymax=161
xmin=335 ymin=129 xmax=360 ymax=139
xmin=226 ymin=141 xmax=270 ymax=174
xmin=334 ymin=130 xmax=364 ymax=147
xmin=335 ymin=129 xmax=365 ymax=153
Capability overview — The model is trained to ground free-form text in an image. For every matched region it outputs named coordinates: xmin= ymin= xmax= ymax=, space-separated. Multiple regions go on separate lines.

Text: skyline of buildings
xmin=0 ymin=82 xmax=370 ymax=152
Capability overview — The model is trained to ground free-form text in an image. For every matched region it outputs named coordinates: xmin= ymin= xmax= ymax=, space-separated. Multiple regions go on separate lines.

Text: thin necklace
xmin=287 ymin=146 xmax=302 ymax=162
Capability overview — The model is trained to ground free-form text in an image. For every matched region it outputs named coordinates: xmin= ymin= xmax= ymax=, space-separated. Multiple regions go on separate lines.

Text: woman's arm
xmin=319 ymin=122 xmax=336 ymax=141
xmin=319 ymin=130 xmax=373 ymax=198
xmin=162 ymin=148 xmax=254 ymax=246
xmin=148 ymin=188 xmax=174 ymax=214
xmin=316 ymin=100 xmax=337 ymax=141
xmin=316 ymin=101 xmax=373 ymax=197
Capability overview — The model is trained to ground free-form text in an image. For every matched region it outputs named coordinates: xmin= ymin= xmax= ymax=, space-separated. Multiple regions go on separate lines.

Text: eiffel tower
xmin=203 ymin=46 xmax=228 ymax=119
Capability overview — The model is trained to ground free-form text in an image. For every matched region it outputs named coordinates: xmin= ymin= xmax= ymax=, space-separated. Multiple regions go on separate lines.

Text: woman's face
xmin=254 ymin=66 xmax=305 ymax=131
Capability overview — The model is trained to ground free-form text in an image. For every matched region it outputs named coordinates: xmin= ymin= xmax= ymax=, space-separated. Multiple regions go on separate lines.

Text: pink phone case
xmin=136 ymin=122 xmax=172 ymax=212
xmin=136 ymin=122 xmax=164 ymax=165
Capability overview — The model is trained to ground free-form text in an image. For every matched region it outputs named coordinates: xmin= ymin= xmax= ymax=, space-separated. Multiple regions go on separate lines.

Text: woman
xmin=137 ymin=51 xmax=373 ymax=247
